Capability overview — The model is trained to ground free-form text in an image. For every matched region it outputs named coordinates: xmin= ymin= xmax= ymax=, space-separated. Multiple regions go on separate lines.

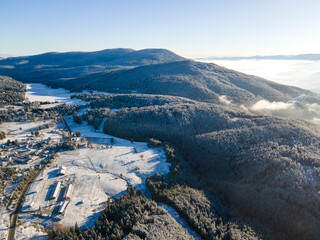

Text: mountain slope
xmin=0 ymin=75 xmax=25 ymax=106
xmin=83 ymin=93 xmax=320 ymax=240
xmin=0 ymin=48 xmax=185 ymax=83
xmin=1 ymin=49 xmax=318 ymax=105
xmin=69 ymin=60 xmax=319 ymax=105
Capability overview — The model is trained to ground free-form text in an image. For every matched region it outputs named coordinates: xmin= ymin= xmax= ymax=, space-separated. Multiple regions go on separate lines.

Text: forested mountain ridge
xmin=68 ymin=60 xmax=319 ymax=104
xmin=0 ymin=49 xmax=319 ymax=106
xmin=0 ymin=75 xmax=25 ymax=106
xmin=0 ymin=48 xmax=184 ymax=84
xmin=72 ymin=93 xmax=320 ymax=240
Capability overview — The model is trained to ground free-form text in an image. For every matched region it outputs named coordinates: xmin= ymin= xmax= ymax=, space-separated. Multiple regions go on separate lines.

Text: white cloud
xmin=250 ymin=100 xmax=295 ymax=111
xmin=219 ymin=95 xmax=232 ymax=105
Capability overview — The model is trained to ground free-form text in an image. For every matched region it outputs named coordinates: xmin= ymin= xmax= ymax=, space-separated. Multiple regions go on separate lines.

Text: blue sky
xmin=1 ymin=0 xmax=320 ymax=57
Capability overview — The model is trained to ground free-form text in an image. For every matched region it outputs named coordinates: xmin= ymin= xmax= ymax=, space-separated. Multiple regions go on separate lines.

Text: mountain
xmin=199 ymin=53 xmax=320 ymax=61
xmin=65 ymin=59 xmax=319 ymax=105
xmin=0 ymin=49 xmax=319 ymax=106
xmin=0 ymin=48 xmax=185 ymax=83
xmin=0 ymin=48 xmax=184 ymax=67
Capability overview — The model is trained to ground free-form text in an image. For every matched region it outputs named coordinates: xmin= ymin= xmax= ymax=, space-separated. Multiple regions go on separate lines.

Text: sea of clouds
xmin=199 ymin=59 xmax=320 ymax=93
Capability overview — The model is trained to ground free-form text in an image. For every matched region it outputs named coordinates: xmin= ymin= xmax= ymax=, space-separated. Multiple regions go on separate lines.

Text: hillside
xmin=78 ymin=93 xmax=319 ymax=240
xmin=68 ymin=60 xmax=319 ymax=104
xmin=0 ymin=75 xmax=25 ymax=106
xmin=70 ymin=93 xmax=320 ymax=239
xmin=0 ymin=48 xmax=185 ymax=84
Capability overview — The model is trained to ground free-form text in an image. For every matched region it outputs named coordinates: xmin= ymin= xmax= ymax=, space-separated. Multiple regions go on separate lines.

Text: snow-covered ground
xmin=25 ymin=84 xmax=85 ymax=106
xmin=21 ymin=112 xmax=170 ymax=231
xmin=0 ymin=120 xmax=62 ymax=144
xmin=25 ymin=83 xmax=111 ymax=108
xmin=0 ymin=208 xmax=10 ymax=240
xmin=15 ymin=223 xmax=47 ymax=240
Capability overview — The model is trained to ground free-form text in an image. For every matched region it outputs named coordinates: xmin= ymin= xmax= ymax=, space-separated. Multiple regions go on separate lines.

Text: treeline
xmin=0 ymin=75 xmax=25 ymax=106
xmin=0 ymin=167 xmax=17 ymax=194
xmin=147 ymin=175 xmax=260 ymax=240
xmin=0 ymin=131 xmax=5 ymax=140
xmin=0 ymin=104 xmax=60 ymax=123
xmin=49 ymin=187 xmax=193 ymax=240
xmin=72 ymin=93 xmax=195 ymax=109
xmin=74 ymin=108 xmax=110 ymax=130
xmin=10 ymin=168 xmax=37 ymax=201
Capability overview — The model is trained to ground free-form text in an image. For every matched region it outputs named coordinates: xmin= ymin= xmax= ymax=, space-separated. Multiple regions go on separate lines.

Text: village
xmin=0 ymin=102 xmax=72 ymax=239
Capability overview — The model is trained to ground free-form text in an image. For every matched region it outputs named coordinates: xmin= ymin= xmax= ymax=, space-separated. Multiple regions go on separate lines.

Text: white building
xmin=57 ymin=166 xmax=66 ymax=176
xmin=50 ymin=181 xmax=61 ymax=200
xmin=58 ymin=200 xmax=69 ymax=214
xmin=63 ymin=184 xmax=73 ymax=200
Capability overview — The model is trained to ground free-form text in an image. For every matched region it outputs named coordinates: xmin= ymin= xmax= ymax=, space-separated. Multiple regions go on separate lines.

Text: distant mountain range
xmin=0 ymin=48 xmax=319 ymax=105
xmin=198 ymin=53 xmax=320 ymax=61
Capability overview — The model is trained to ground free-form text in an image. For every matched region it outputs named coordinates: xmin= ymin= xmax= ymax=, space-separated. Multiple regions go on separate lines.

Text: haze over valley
xmin=199 ymin=57 xmax=320 ymax=93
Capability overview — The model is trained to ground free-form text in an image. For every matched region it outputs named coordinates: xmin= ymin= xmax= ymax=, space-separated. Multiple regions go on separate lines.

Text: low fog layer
xmin=219 ymin=94 xmax=320 ymax=123
xmin=200 ymin=59 xmax=320 ymax=93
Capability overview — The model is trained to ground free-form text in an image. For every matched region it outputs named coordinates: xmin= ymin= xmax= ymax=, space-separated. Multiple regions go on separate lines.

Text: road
xmin=8 ymin=166 xmax=43 ymax=240
xmin=7 ymin=148 xmax=60 ymax=240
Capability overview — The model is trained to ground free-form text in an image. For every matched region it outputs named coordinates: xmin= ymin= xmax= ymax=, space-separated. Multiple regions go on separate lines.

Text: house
xmin=57 ymin=166 xmax=66 ymax=176
xmin=50 ymin=181 xmax=61 ymax=200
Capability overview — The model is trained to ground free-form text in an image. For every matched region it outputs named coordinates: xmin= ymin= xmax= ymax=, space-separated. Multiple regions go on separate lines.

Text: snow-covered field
xmin=25 ymin=83 xmax=109 ymax=108
xmin=22 ymin=109 xmax=169 ymax=232
xmin=0 ymin=208 xmax=10 ymax=240
xmin=25 ymin=84 xmax=81 ymax=105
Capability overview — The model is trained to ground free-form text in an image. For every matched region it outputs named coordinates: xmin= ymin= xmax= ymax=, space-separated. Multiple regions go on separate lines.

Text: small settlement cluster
xmin=48 ymin=166 xmax=73 ymax=214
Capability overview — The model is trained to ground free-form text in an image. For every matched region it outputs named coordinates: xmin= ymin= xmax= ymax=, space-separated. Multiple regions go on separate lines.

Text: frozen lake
xmin=198 ymin=59 xmax=320 ymax=93
xmin=25 ymin=83 xmax=76 ymax=104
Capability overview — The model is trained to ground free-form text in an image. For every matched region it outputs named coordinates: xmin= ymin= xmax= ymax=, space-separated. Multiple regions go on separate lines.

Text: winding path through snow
xmin=158 ymin=203 xmax=202 ymax=240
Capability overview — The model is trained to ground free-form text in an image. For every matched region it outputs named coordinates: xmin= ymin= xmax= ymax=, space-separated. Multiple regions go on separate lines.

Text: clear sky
xmin=1 ymin=0 xmax=320 ymax=58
